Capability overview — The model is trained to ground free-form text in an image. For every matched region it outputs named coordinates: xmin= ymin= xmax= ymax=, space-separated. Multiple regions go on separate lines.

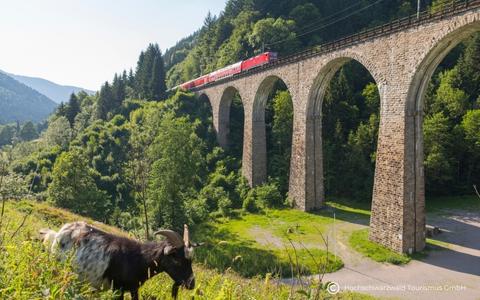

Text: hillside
xmin=0 ymin=199 xmax=372 ymax=299
xmin=6 ymin=72 xmax=94 ymax=104
xmin=0 ymin=72 xmax=57 ymax=123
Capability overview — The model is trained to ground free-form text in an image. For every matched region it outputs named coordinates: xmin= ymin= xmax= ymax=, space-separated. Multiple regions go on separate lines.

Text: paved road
xmin=322 ymin=210 xmax=480 ymax=299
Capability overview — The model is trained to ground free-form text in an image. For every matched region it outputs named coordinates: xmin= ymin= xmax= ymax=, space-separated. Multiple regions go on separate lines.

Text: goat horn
xmin=183 ymin=224 xmax=190 ymax=247
xmin=154 ymin=230 xmax=183 ymax=248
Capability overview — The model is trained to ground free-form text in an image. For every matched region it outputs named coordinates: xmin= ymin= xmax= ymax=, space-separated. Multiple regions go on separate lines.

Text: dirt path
xmin=322 ymin=210 xmax=480 ymax=300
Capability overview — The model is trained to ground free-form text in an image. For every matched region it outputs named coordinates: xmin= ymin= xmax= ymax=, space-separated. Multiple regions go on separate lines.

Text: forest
xmin=1 ymin=0 xmax=479 ymax=238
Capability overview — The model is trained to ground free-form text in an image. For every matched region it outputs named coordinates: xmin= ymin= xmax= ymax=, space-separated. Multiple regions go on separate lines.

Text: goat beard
xmin=171 ymin=283 xmax=180 ymax=299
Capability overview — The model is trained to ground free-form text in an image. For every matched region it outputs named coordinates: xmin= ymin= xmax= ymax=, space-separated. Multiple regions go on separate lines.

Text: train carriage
xmin=241 ymin=52 xmax=277 ymax=72
xmin=176 ymin=52 xmax=278 ymax=90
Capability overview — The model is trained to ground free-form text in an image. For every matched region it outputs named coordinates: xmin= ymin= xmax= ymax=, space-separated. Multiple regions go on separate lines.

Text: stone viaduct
xmin=193 ymin=1 xmax=480 ymax=253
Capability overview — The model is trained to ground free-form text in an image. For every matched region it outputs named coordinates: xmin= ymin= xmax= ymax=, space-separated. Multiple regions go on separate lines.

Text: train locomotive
xmin=175 ymin=52 xmax=278 ymax=91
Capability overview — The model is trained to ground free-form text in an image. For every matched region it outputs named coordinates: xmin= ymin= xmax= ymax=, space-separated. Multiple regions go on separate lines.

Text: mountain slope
xmin=7 ymin=72 xmax=94 ymax=104
xmin=0 ymin=72 xmax=57 ymax=123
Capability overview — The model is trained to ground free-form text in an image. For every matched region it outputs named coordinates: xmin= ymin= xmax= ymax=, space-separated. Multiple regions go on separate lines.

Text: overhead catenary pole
xmin=417 ymin=0 xmax=421 ymax=19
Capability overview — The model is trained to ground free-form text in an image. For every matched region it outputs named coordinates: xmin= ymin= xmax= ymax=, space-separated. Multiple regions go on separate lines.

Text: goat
xmin=40 ymin=221 xmax=200 ymax=299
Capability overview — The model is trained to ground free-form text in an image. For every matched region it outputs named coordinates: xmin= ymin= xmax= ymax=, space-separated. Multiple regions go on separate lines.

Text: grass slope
xmin=0 ymin=200 xmax=374 ymax=299
xmin=349 ymin=229 xmax=411 ymax=265
xmin=194 ymin=209 xmax=344 ymax=278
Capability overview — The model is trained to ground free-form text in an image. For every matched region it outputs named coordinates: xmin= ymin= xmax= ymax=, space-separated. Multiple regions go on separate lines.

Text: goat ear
xmin=164 ymin=245 xmax=176 ymax=255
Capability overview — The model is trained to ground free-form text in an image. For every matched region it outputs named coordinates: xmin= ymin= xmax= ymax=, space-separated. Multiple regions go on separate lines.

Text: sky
xmin=0 ymin=0 xmax=227 ymax=90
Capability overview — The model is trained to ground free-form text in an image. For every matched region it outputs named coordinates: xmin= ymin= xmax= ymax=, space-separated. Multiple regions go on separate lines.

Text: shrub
xmin=218 ymin=196 xmax=233 ymax=217
xmin=254 ymin=182 xmax=283 ymax=208
xmin=199 ymin=185 xmax=229 ymax=212
xmin=185 ymin=196 xmax=210 ymax=223
xmin=284 ymin=196 xmax=295 ymax=208
xmin=235 ymin=175 xmax=250 ymax=202
xmin=242 ymin=191 xmax=259 ymax=213
xmin=47 ymin=149 xmax=111 ymax=220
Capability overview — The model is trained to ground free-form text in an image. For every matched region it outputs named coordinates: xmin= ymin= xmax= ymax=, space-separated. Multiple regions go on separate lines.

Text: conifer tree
xmin=56 ymin=102 xmax=67 ymax=118
xmin=112 ymin=73 xmax=126 ymax=110
xmin=203 ymin=11 xmax=215 ymax=29
xmin=66 ymin=93 xmax=80 ymax=126
xmin=149 ymin=55 xmax=167 ymax=100
xmin=96 ymin=82 xmax=114 ymax=120
xmin=135 ymin=51 xmax=147 ymax=98
xmin=19 ymin=121 xmax=38 ymax=141
xmin=134 ymin=44 xmax=167 ymax=101
xmin=457 ymin=33 xmax=480 ymax=100
xmin=128 ymin=68 xmax=135 ymax=88
xmin=0 ymin=125 xmax=15 ymax=146
xmin=122 ymin=70 xmax=128 ymax=85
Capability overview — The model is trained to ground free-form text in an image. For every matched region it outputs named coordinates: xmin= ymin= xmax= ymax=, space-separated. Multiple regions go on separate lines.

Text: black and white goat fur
xmin=40 ymin=222 xmax=200 ymax=299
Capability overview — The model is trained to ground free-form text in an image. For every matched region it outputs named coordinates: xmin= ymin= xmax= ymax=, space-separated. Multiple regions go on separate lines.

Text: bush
xmin=185 ymin=196 xmax=209 ymax=223
xmin=199 ymin=185 xmax=229 ymax=212
xmin=284 ymin=196 xmax=295 ymax=208
xmin=254 ymin=182 xmax=283 ymax=208
xmin=241 ymin=183 xmax=283 ymax=213
xmin=242 ymin=191 xmax=259 ymax=213
xmin=47 ymin=149 xmax=111 ymax=220
xmin=218 ymin=196 xmax=233 ymax=217
xmin=235 ymin=175 xmax=250 ymax=203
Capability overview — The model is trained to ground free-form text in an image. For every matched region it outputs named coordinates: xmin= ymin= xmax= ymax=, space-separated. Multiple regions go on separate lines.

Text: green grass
xmin=426 ymin=195 xmax=480 ymax=212
xmin=326 ymin=199 xmax=371 ymax=217
xmin=426 ymin=237 xmax=451 ymax=249
xmin=189 ymin=198 xmax=380 ymax=276
xmin=349 ymin=229 xmax=411 ymax=265
xmin=214 ymin=209 xmax=335 ymax=244
xmin=0 ymin=200 xmax=373 ymax=299
xmin=193 ymin=209 xmax=344 ymax=278
xmin=348 ymin=229 xmax=450 ymax=264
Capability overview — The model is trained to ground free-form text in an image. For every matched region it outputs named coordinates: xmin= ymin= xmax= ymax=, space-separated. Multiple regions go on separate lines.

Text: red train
xmin=175 ymin=52 xmax=278 ymax=90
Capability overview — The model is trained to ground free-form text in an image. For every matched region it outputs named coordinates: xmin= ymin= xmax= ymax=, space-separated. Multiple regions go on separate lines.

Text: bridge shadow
xmin=412 ymin=208 xmax=480 ymax=276
xmin=418 ymin=242 xmax=480 ymax=276
xmin=308 ymin=199 xmax=371 ymax=226
xmin=426 ymin=212 xmax=480 ymax=252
